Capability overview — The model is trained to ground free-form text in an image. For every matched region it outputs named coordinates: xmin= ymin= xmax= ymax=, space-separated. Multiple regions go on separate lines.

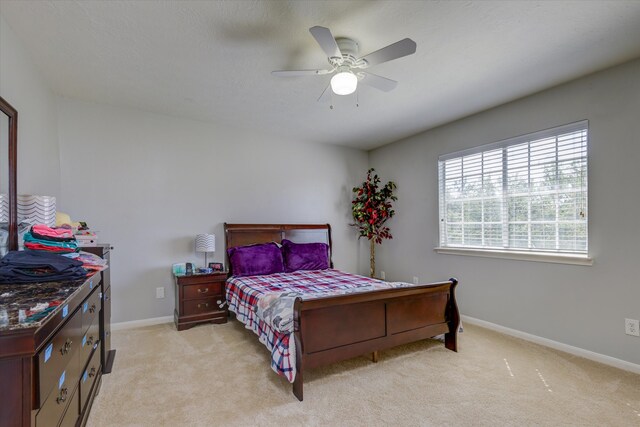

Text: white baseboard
xmin=461 ymin=315 xmax=640 ymax=375
xmin=111 ymin=315 xmax=173 ymax=331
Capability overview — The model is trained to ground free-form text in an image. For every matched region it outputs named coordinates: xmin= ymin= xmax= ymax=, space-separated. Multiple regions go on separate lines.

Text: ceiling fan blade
xmin=317 ymin=84 xmax=332 ymax=103
xmin=309 ymin=26 xmax=342 ymax=58
xmin=272 ymin=69 xmax=332 ymax=77
xmin=360 ymin=38 xmax=416 ymax=67
xmin=360 ymin=72 xmax=398 ymax=92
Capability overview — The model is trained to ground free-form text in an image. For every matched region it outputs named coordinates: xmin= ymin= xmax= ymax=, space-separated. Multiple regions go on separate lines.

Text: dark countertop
xmin=0 ymin=275 xmax=97 ymax=332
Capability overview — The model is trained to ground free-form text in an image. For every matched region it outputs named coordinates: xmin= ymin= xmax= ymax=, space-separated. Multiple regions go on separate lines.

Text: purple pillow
xmin=281 ymin=239 xmax=330 ymax=273
xmin=227 ymin=242 xmax=284 ymax=277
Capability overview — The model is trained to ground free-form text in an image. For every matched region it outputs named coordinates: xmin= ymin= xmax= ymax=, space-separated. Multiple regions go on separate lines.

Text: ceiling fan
xmin=272 ymin=26 xmax=417 ymax=102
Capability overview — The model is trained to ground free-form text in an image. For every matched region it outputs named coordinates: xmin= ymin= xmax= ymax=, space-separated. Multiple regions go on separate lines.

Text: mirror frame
xmin=0 ymin=96 xmax=18 ymax=251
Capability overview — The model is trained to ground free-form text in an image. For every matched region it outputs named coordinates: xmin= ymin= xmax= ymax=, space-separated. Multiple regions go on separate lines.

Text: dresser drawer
xmin=81 ymin=287 xmax=101 ymax=334
xmin=80 ymin=314 xmax=100 ymax=368
xmin=183 ymin=297 xmax=225 ymax=316
xmin=58 ymin=384 xmax=79 ymax=427
xmin=80 ymin=345 xmax=101 ymax=413
xmin=37 ymin=308 xmax=82 ymax=405
xmin=35 ymin=363 xmax=79 ymax=427
xmin=183 ymin=282 xmax=223 ymax=300
xmin=101 ymin=285 xmax=112 ymax=372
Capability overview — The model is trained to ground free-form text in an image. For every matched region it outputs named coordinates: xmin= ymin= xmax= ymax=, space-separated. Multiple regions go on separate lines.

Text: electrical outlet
xmin=156 ymin=287 xmax=165 ymax=299
xmin=380 ymin=271 xmax=386 ymax=280
xmin=625 ymin=318 xmax=639 ymax=337
xmin=413 ymin=276 xmax=419 ymax=284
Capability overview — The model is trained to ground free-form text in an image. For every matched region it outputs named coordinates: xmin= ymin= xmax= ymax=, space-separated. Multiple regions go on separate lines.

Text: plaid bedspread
xmin=226 ymin=269 xmax=415 ymax=382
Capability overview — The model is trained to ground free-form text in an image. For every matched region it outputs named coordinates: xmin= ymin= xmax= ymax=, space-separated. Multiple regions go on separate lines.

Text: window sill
xmin=434 ymin=247 xmax=593 ymax=266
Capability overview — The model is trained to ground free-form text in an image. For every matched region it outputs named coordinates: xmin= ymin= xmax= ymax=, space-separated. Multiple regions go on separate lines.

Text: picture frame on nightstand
xmin=209 ymin=262 xmax=224 ymax=272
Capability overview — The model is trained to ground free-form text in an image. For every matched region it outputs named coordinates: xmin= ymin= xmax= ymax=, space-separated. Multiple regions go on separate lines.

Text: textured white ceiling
xmin=2 ymin=1 xmax=640 ymax=150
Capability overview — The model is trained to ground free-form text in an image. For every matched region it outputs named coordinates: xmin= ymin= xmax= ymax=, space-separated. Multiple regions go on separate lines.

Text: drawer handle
xmin=217 ymin=300 xmax=227 ymax=308
xmin=88 ymin=367 xmax=97 ymax=378
xmin=197 ymin=303 xmax=209 ymax=309
xmin=56 ymin=388 xmax=68 ymax=404
xmin=87 ymin=336 xmax=94 ymax=346
xmin=197 ymin=288 xmax=209 ymax=293
xmin=89 ymin=304 xmax=97 ymax=314
xmin=60 ymin=339 xmax=72 ymax=355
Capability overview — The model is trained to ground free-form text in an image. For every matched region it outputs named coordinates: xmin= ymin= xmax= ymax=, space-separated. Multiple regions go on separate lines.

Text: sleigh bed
xmin=224 ymin=223 xmax=459 ymax=401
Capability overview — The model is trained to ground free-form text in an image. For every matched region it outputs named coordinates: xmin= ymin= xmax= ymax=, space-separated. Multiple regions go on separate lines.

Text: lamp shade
xmin=195 ymin=234 xmax=216 ymax=253
xmin=330 ymin=71 xmax=357 ymax=95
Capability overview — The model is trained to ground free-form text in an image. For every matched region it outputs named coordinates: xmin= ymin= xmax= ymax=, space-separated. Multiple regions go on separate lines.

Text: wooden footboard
xmin=292 ymin=278 xmax=459 ymax=401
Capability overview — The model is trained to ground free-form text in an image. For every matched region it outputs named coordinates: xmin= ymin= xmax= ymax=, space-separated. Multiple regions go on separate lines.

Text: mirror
xmin=0 ymin=96 xmax=18 ymax=253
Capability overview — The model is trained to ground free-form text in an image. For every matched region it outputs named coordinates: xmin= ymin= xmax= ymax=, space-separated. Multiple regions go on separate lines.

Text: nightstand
xmin=174 ymin=271 xmax=228 ymax=331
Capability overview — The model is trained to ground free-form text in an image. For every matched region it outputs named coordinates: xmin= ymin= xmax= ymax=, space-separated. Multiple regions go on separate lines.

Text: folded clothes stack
xmin=62 ymin=251 xmax=108 ymax=273
xmin=23 ymin=224 xmax=78 ymax=254
xmin=0 ymin=250 xmax=87 ymax=284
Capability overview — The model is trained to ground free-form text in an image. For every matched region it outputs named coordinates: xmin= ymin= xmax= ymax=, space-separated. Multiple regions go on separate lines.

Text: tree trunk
xmin=369 ymin=240 xmax=375 ymax=278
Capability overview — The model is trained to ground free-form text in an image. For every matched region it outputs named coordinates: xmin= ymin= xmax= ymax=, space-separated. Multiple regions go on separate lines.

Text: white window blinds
xmin=438 ymin=121 xmax=588 ymax=255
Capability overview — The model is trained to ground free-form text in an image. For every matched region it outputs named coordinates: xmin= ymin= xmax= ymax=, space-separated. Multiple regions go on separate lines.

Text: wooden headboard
xmin=224 ymin=223 xmax=333 ymax=274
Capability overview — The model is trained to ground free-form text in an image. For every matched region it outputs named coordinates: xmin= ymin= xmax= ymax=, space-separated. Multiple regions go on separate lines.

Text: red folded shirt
xmin=24 ymin=242 xmax=76 ymax=253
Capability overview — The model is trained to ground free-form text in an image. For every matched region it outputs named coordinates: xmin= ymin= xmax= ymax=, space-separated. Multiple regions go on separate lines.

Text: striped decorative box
xmin=0 ymin=194 xmax=8 ymax=223
xmin=17 ymin=195 xmax=57 ymax=227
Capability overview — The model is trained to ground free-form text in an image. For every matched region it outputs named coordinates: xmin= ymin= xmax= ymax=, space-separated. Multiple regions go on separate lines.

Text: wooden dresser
xmin=0 ymin=248 xmax=114 ymax=427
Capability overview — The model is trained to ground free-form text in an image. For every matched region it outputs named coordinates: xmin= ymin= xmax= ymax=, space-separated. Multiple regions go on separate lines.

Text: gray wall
xmin=56 ymin=98 xmax=369 ymax=323
xmin=0 ymin=14 xmax=61 ymax=197
xmin=369 ymin=58 xmax=640 ymax=365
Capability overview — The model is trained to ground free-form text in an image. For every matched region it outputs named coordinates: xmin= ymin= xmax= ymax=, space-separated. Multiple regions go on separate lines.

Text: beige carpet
xmin=86 ymin=321 xmax=640 ymax=426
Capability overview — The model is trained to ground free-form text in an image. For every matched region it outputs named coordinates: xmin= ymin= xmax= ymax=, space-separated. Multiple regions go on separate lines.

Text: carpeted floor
xmin=86 ymin=320 xmax=640 ymax=426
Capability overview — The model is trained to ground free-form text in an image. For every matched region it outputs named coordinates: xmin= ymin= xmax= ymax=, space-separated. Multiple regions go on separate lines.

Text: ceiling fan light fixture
xmin=330 ymin=71 xmax=357 ymax=95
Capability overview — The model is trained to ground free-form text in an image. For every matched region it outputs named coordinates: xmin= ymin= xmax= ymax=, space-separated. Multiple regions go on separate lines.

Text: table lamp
xmin=195 ymin=233 xmax=216 ymax=267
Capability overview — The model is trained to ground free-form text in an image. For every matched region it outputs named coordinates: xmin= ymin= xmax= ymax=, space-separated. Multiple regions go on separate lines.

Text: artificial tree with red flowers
xmin=351 ymin=168 xmax=397 ymax=278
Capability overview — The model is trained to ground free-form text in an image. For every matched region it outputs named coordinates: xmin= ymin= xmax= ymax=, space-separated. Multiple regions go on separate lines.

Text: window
xmin=438 ymin=121 xmax=588 ymax=261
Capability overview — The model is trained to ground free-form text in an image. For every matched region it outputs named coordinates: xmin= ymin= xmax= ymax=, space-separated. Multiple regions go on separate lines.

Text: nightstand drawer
xmin=183 ymin=297 xmax=225 ymax=316
xmin=177 ymin=273 xmax=226 ymax=286
xmin=183 ymin=282 xmax=223 ymax=300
